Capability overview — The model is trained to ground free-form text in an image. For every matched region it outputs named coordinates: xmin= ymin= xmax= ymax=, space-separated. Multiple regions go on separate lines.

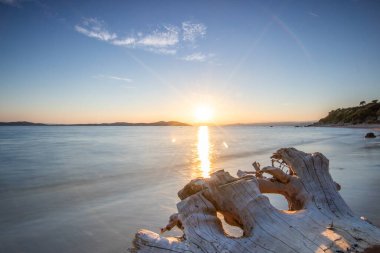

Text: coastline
xmin=310 ymin=123 xmax=380 ymax=131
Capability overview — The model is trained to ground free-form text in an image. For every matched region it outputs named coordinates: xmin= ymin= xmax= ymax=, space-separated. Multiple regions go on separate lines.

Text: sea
xmin=0 ymin=126 xmax=379 ymax=252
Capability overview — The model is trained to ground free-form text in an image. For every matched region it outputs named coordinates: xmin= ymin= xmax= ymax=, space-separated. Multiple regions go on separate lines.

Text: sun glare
xmin=194 ymin=105 xmax=213 ymax=123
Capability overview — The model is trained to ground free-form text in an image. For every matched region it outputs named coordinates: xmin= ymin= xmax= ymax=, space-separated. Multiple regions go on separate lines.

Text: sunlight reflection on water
xmin=197 ymin=126 xmax=212 ymax=178
xmin=1 ymin=126 xmax=379 ymax=253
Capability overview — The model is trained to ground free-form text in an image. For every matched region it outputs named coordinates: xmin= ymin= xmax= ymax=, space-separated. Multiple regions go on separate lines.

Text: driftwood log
xmin=131 ymin=148 xmax=380 ymax=252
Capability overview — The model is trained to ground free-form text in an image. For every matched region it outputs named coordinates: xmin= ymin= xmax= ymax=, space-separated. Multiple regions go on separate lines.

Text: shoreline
xmin=310 ymin=123 xmax=380 ymax=131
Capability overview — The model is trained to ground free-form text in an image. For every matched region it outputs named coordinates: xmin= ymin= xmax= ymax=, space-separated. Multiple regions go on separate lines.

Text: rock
xmin=365 ymin=132 xmax=376 ymax=138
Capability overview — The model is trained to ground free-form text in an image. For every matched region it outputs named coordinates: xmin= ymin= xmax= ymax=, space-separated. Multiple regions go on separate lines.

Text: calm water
xmin=0 ymin=126 xmax=379 ymax=252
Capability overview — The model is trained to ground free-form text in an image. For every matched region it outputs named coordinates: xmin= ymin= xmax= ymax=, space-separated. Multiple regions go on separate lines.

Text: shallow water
xmin=0 ymin=126 xmax=379 ymax=252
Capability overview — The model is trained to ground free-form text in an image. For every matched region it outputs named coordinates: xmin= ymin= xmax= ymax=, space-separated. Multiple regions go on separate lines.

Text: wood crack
xmin=131 ymin=148 xmax=380 ymax=252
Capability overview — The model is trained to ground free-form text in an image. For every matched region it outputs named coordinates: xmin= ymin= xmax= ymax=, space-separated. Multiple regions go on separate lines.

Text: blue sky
xmin=0 ymin=0 xmax=379 ymax=124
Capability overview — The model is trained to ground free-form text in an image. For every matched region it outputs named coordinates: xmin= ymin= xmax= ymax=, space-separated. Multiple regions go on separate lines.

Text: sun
xmin=194 ymin=105 xmax=214 ymax=123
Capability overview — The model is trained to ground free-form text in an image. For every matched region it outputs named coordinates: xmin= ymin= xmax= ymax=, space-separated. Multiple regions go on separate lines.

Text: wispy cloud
xmin=138 ymin=25 xmax=179 ymax=47
xmin=75 ymin=18 xmax=211 ymax=58
xmin=111 ymin=37 xmax=136 ymax=46
xmin=182 ymin=21 xmax=207 ymax=42
xmin=0 ymin=0 xmax=20 ymax=7
xmin=111 ymin=25 xmax=180 ymax=55
xmin=308 ymin=12 xmax=319 ymax=18
xmin=75 ymin=18 xmax=117 ymax=42
xmin=147 ymin=47 xmax=177 ymax=55
xmin=94 ymin=74 xmax=133 ymax=83
xmin=182 ymin=52 xmax=213 ymax=62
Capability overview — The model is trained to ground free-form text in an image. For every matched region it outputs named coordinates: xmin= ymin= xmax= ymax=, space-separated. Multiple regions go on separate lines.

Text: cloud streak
xmin=0 ymin=0 xmax=20 ymax=7
xmin=182 ymin=52 xmax=213 ymax=62
xmin=110 ymin=26 xmax=179 ymax=54
xmin=94 ymin=74 xmax=133 ymax=83
xmin=308 ymin=12 xmax=319 ymax=18
xmin=75 ymin=18 xmax=117 ymax=42
xmin=138 ymin=25 xmax=179 ymax=47
xmin=75 ymin=18 xmax=211 ymax=59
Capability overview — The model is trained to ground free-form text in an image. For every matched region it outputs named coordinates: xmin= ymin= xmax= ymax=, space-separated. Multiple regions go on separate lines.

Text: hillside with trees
xmin=317 ymin=100 xmax=380 ymax=125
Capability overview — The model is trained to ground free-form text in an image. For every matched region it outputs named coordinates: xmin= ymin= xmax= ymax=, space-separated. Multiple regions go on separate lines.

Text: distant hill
xmin=315 ymin=100 xmax=380 ymax=125
xmin=0 ymin=121 xmax=47 ymax=126
xmin=0 ymin=121 xmax=191 ymax=126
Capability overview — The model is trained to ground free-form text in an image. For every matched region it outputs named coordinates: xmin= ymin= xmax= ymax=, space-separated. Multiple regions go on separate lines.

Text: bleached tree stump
xmin=131 ymin=148 xmax=380 ymax=252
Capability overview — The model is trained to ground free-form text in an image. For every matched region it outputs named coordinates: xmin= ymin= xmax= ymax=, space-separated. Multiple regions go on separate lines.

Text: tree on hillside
xmin=372 ymin=99 xmax=378 ymax=103
xmin=360 ymin=101 xmax=366 ymax=106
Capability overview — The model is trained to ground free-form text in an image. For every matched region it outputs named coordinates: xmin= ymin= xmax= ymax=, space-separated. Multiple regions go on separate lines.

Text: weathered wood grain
xmin=131 ymin=148 xmax=380 ymax=253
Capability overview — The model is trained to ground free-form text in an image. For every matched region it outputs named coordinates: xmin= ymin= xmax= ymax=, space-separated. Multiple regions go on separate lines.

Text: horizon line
xmin=0 ymin=120 xmax=318 ymax=126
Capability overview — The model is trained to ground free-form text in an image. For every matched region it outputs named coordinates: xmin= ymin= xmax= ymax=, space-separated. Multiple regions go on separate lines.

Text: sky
xmin=0 ymin=0 xmax=379 ymax=124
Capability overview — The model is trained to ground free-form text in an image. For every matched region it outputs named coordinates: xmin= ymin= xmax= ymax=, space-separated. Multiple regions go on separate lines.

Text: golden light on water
xmin=197 ymin=126 xmax=211 ymax=178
